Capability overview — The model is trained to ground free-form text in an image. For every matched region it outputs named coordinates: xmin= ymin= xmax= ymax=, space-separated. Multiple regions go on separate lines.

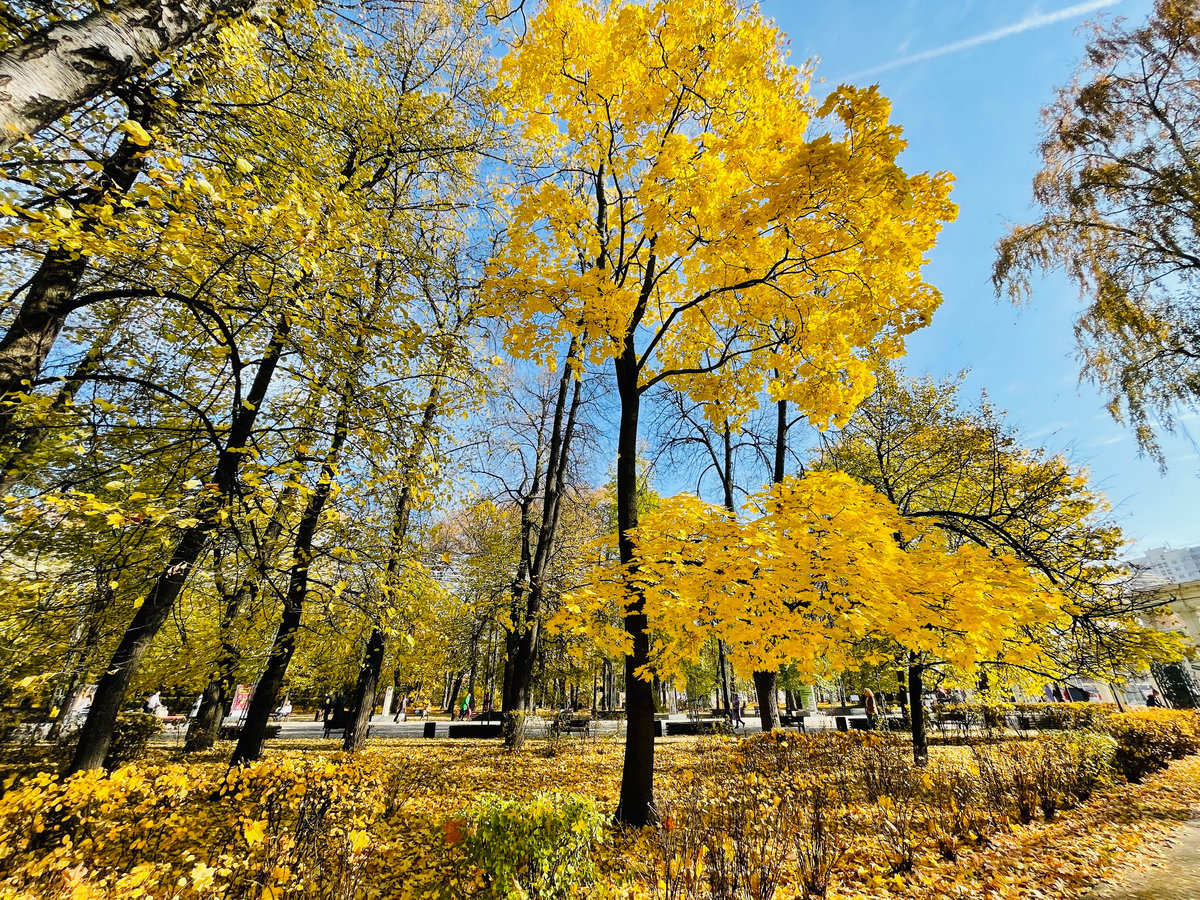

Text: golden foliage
xmin=556 ymin=471 xmax=1064 ymax=683
xmin=483 ymin=0 xmax=956 ymax=430
xmin=0 ymin=725 xmax=1197 ymax=899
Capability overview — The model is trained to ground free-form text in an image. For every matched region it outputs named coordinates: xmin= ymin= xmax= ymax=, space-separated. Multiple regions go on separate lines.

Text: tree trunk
xmin=0 ymin=0 xmax=260 ymax=149
xmin=502 ymin=604 xmax=539 ymax=749
xmin=908 ymin=663 xmax=928 ymax=767
xmin=754 ymin=670 xmax=781 ymax=731
xmin=46 ymin=585 xmax=111 ymax=742
xmin=184 ymin=657 xmax=235 ymax=752
xmin=0 ymin=312 xmax=119 ymax=490
xmin=68 ymin=522 xmax=211 ymax=771
xmin=0 ymin=121 xmax=149 ymax=445
xmin=717 ymin=639 xmax=731 ymax=715
xmin=614 ymin=347 xmax=655 ymax=826
xmin=466 ymin=656 xmax=478 ymax=711
xmin=184 ymin=586 xmax=248 ymax=752
xmin=343 ymin=627 xmax=385 ymax=751
xmin=186 ymin=481 xmax=296 ymax=753
xmin=342 ymin=372 xmax=445 ymax=747
xmin=752 ymin=392 xmax=788 ymax=734
xmin=502 ymin=340 xmax=583 ymax=747
xmin=231 ymin=382 xmax=350 ymax=767
xmin=66 ymin=317 xmax=288 ymax=774
xmin=446 ymin=671 xmax=463 ymax=720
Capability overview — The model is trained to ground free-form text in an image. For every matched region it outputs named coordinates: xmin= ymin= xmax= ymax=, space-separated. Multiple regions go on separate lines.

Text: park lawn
xmin=0 ymin=733 xmax=1197 ymax=899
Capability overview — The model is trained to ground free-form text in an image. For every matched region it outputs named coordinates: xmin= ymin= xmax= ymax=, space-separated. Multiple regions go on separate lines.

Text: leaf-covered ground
xmin=0 ymin=733 xmax=1197 ymax=899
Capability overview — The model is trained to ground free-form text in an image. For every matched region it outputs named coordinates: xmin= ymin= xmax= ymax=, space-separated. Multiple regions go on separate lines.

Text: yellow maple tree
xmin=484 ymin=0 xmax=956 ymax=823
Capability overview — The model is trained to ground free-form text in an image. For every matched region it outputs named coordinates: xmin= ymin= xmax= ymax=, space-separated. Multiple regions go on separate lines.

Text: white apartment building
xmin=1127 ymin=545 xmax=1200 ymax=583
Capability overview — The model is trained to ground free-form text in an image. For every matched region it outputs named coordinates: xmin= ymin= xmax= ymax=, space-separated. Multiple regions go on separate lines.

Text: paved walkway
xmin=216 ymin=712 xmax=846 ymax=741
xmin=1084 ymin=816 xmax=1200 ymax=900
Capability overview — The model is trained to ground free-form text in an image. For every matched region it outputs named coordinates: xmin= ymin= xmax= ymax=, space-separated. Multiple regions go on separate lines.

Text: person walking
xmin=460 ymin=690 xmax=473 ymax=722
xmin=730 ymin=692 xmax=745 ymax=729
xmin=864 ymin=688 xmax=879 ymax=729
xmin=394 ymin=694 xmax=409 ymax=723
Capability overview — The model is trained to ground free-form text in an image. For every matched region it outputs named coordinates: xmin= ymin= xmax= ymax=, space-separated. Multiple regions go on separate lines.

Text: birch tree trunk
xmin=0 ymin=0 xmax=260 ymax=149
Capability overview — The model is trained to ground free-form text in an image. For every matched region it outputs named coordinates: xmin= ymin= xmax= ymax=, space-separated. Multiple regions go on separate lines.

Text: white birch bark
xmin=0 ymin=0 xmax=261 ymax=150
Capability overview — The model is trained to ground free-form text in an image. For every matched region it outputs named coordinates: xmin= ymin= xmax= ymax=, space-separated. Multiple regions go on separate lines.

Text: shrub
xmin=871 ymin=766 xmax=923 ymax=873
xmin=968 ymin=742 xmax=1015 ymax=827
xmin=652 ymin=793 xmax=707 ymax=900
xmin=739 ymin=730 xmax=893 ymax=803
xmin=791 ymin=780 xmax=846 ymax=900
xmin=0 ymin=755 xmax=452 ymax=900
xmin=1038 ymin=730 xmax=1117 ymax=804
xmin=102 ymin=713 xmax=163 ymax=768
xmin=700 ymin=772 xmax=790 ymax=900
xmin=847 ymin=732 xmax=911 ymax=803
xmin=455 ymin=792 xmax=605 ymax=899
xmin=921 ymin=759 xmax=987 ymax=860
xmin=1103 ymin=709 xmax=1200 ymax=782
xmin=1010 ymin=701 xmax=1116 ymax=732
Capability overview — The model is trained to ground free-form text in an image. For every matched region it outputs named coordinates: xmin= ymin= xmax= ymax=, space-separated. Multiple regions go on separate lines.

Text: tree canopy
xmin=995 ymin=0 xmax=1200 ymax=461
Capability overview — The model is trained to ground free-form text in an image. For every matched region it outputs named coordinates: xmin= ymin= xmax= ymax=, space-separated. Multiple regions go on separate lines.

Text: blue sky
xmin=760 ymin=0 xmax=1199 ymax=554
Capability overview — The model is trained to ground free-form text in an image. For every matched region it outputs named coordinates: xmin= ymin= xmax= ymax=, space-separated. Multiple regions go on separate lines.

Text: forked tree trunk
xmin=502 ymin=345 xmax=582 ymax=749
xmin=0 ymin=0 xmax=260 ymax=149
xmin=66 ymin=317 xmax=289 ymax=773
xmin=231 ymin=385 xmax=350 ymax=767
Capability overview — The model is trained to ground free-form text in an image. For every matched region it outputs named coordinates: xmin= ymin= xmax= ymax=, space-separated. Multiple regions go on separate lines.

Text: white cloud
xmin=844 ymin=0 xmax=1121 ymax=80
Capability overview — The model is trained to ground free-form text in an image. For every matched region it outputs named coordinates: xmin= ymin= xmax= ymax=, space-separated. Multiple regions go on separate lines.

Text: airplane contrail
xmin=844 ymin=0 xmax=1122 ymax=80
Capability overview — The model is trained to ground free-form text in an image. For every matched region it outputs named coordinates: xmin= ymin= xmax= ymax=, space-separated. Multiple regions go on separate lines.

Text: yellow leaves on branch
xmin=483 ymin=0 xmax=957 ymax=430
xmin=557 ymin=471 xmax=1068 ymax=682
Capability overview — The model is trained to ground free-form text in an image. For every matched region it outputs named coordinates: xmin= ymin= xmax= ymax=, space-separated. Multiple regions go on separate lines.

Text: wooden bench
xmin=551 ymin=716 xmax=592 ymax=737
xmin=666 ymin=719 xmax=729 ymax=736
xmin=322 ymin=709 xmax=369 ymax=739
xmin=217 ymin=723 xmax=281 ymax=741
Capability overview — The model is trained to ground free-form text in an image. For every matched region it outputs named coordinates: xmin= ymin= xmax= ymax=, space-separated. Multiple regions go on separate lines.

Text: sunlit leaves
xmin=483 ymin=0 xmax=956 ymax=431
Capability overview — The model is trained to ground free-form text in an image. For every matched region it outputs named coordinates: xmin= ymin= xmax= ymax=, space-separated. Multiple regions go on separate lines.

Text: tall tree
xmin=230 ymin=379 xmax=352 ymax=765
xmin=484 ymin=0 xmax=955 ymax=824
xmin=483 ymin=350 xmax=587 ymax=749
xmin=994 ymin=0 xmax=1200 ymax=462
xmin=58 ymin=1 xmax=489 ymax=770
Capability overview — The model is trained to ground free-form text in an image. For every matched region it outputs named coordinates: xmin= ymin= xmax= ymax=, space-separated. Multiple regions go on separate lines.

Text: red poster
xmin=230 ymin=684 xmax=252 ymax=717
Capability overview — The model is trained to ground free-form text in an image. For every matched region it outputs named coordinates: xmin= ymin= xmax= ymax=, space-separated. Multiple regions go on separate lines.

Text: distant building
xmin=1127 ymin=545 xmax=1200 ymax=584
xmin=1136 ymin=578 xmax=1200 ymax=708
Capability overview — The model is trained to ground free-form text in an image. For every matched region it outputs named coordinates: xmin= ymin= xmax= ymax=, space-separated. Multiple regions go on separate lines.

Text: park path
xmin=1083 ymin=814 xmax=1200 ymax=900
